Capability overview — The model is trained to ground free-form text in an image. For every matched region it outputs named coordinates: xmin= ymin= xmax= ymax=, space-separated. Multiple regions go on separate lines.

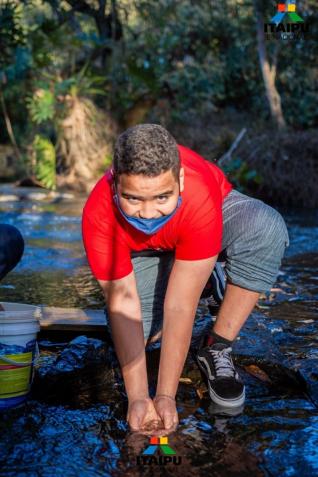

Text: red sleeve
xmin=175 ymin=197 xmax=222 ymax=261
xmin=82 ymin=180 xmax=133 ymax=281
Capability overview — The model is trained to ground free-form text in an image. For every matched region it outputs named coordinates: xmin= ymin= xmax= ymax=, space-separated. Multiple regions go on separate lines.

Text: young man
xmin=82 ymin=124 xmax=289 ymax=434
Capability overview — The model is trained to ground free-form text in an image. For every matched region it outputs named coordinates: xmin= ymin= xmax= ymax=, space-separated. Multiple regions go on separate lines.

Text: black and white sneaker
xmin=196 ymin=342 xmax=245 ymax=407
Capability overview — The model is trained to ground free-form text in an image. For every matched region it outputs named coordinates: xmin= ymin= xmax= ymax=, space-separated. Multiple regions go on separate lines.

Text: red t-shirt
xmin=82 ymin=145 xmax=232 ymax=280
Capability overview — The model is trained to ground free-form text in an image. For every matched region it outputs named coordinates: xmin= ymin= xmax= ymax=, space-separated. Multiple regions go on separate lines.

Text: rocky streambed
xmin=0 ymin=187 xmax=317 ymax=476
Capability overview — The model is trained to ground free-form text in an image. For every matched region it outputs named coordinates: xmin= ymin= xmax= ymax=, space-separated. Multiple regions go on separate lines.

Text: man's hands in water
xmin=153 ymin=395 xmax=178 ymax=431
xmin=127 ymin=396 xmax=178 ymax=435
xmin=127 ymin=397 xmax=159 ymax=432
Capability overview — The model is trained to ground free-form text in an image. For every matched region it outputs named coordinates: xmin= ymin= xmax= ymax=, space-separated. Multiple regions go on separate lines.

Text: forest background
xmin=0 ymin=0 xmax=317 ymax=207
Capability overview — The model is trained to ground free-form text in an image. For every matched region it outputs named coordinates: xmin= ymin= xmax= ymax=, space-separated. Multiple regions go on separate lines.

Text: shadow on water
xmin=0 ymin=199 xmax=317 ymax=476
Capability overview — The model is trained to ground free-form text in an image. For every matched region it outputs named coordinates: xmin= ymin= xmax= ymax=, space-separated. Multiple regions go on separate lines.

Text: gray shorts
xmin=105 ymin=190 xmax=289 ymax=341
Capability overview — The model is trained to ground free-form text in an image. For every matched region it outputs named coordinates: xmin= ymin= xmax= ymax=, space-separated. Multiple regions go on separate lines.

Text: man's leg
xmin=213 ymin=284 xmax=260 ymax=341
xmin=215 ymin=189 xmax=289 ymax=340
xmin=104 ymin=251 xmax=174 ymax=347
xmin=133 ymin=252 xmax=174 ymax=347
xmin=0 ymin=224 xmax=24 ymax=281
xmin=197 ymin=190 xmax=289 ymax=407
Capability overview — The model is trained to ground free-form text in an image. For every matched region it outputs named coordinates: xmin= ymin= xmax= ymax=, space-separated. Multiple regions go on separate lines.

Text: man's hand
xmin=153 ymin=395 xmax=178 ymax=433
xmin=127 ymin=397 xmax=161 ymax=433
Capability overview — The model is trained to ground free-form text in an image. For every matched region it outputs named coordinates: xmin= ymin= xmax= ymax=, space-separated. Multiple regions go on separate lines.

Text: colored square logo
xmin=160 ymin=437 xmax=168 ymax=445
xmin=287 ymin=4 xmax=296 ymax=11
xmin=150 ymin=437 xmax=159 ymax=444
xmin=278 ymin=4 xmax=285 ymax=11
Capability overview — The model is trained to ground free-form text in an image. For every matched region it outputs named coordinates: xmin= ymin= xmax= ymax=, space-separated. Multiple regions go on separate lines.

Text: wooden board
xmin=40 ymin=307 xmax=107 ymax=331
xmin=0 ymin=302 xmax=107 ymax=332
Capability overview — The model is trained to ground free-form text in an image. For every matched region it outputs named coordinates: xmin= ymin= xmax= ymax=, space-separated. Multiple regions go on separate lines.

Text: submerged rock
xmin=37 ymin=335 xmax=111 ymax=377
xmin=33 ymin=335 xmax=121 ymax=406
xmin=289 ymin=358 xmax=318 ymax=408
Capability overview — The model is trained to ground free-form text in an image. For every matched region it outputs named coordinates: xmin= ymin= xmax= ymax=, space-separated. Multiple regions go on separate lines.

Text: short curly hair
xmin=113 ymin=124 xmax=180 ymax=182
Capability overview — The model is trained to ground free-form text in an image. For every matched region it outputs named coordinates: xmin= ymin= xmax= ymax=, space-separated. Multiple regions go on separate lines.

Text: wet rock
xmin=233 ymin=312 xmax=307 ymax=392
xmin=289 ymin=358 xmax=318 ymax=408
xmin=233 ymin=312 xmax=286 ymax=362
xmin=33 ymin=336 xmax=122 ymax=406
xmin=37 ymin=335 xmax=111 ymax=377
xmin=0 ymin=400 xmax=124 ymax=476
xmin=0 ymin=184 xmax=75 ymax=202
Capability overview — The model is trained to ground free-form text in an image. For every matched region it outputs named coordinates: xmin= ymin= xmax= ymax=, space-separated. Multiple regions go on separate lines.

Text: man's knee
xmin=251 ymin=203 xmax=289 ymax=258
xmin=223 ymin=198 xmax=289 ymax=293
xmin=0 ymin=224 xmax=24 ymax=280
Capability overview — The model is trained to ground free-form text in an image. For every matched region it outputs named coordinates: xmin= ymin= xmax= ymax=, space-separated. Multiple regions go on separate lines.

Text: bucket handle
xmin=0 ymin=342 xmax=40 ymax=367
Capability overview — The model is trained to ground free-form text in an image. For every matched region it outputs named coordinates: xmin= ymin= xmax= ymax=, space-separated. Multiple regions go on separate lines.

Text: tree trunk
xmin=56 ymin=96 xmax=118 ymax=191
xmin=0 ymin=89 xmax=23 ymax=162
xmin=254 ymin=1 xmax=286 ymax=129
xmin=63 ymin=0 xmax=122 ymax=68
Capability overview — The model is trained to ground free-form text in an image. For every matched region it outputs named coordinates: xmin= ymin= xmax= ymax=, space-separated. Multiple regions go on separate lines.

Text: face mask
xmin=113 ymin=194 xmax=182 ymax=235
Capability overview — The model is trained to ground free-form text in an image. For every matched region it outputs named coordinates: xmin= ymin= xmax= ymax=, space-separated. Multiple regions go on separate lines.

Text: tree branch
xmin=0 ymin=75 xmax=22 ymax=162
xmin=218 ymin=129 xmax=247 ymax=167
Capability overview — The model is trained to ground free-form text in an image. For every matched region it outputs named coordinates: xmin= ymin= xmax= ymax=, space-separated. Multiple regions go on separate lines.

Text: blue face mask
xmin=113 ymin=194 xmax=182 ymax=235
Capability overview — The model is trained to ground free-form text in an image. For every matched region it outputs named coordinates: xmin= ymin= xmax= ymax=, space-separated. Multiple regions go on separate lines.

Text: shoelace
xmin=208 ymin=346 xmax=236 ymax=378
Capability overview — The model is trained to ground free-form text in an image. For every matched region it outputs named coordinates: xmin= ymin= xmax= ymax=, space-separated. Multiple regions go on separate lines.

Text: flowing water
xmin=0 ymin=193 xmax=317 ymax=477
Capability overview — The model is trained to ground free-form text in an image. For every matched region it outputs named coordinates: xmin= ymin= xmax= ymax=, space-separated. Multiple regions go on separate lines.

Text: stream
xmin=0 ymin=190 xmax=317 ymax=477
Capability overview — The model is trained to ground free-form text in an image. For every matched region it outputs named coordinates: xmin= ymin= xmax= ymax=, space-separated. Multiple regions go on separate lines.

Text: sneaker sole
xmin=208 ymin=402 xmax=244 ymax=417
xmin=197 ymin=356 xmax=246 ymax=408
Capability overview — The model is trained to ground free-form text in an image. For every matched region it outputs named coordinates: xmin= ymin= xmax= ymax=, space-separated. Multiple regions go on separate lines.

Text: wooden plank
xmin=40 ymin=307 xmax=107 ymax=331
xmin=0 ymin=302 xmax=107 ymax=332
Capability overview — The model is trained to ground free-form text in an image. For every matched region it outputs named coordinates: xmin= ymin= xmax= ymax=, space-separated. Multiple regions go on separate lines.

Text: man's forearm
xmin=156 ymin=305 xmax=196 ymax=397
xmin=107 ymin=295 xmax=149 ymax=401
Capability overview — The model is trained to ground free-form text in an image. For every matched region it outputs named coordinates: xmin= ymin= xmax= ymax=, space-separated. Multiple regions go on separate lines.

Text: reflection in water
xmin=0 ymin=199 xmax=317 ymax=476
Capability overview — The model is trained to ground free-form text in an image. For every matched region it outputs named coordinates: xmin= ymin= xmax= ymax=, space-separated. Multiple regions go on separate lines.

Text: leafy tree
xmin=0 ymin=0 xmax=317 ymax=191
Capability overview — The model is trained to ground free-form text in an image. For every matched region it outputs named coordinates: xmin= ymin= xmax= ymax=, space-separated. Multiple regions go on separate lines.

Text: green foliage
xmin=109 ymin=0 xmax=318 ymax=127
xmin=110 ymin=1 xmax=229 ymax=114
xmin=33 ymin=134 xmax=56 ymax=190
xmin=55 ymin=64 xmax=108 ymax=98
xmin=0 ymin=0 xmax=317 ymax=186
xmin=222 ymin=157 xmax=262 ymax=193
xmin=27 ymin=65 xmax=108 ymax=126
xmin=0 ymin=0 xmax=26 ymax=69
xmin=2 ymin=0 xmax=318 ymax=132
xmin=27 ymin=88 xmax=55 ymax=124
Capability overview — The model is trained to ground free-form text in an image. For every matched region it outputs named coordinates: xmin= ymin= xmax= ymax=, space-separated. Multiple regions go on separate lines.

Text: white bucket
xmin=0 ymin=303 xmax=41 ymax=409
